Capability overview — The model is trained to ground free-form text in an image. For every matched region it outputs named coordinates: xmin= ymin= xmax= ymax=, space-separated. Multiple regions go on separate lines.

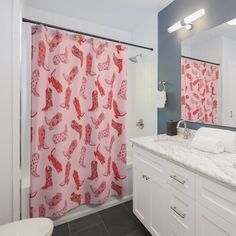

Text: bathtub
xmin=21 ymin=160 xmax=133 ymax=226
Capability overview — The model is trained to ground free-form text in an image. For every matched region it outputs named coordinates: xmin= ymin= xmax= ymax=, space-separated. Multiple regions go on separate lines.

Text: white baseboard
xmin=53 ymin=194 xmax=133 ymax=226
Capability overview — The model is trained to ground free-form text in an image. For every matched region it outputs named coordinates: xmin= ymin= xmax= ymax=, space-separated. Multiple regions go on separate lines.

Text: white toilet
xmin=0 ymin=218 xmax=53 ymax=236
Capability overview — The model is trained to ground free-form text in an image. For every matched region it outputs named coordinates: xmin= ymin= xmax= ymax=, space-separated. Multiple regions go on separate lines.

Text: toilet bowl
xmin=0 ymin=218 xmax=53 ymax=236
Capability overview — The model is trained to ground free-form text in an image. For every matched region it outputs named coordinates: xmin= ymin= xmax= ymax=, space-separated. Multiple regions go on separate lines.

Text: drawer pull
xmin=170 ymin=206 xmax=186 ymax=219
xmin=170 ymin=175 xmax=186 ymax=185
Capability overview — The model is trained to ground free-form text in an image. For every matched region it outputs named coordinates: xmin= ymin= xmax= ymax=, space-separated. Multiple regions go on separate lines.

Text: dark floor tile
xmin=99 ymin=204 xmax=142 ymax=236
xmin=123 ymin=200 xmax=133 ymax=214
xmin=69 ymin=213 xmax=102 ymax=235
xmin=126 ymin=227 xmax=152 ymax=236
xmin=52 ymin=223 xmax=70 ymax=236
xmin=72 ymin=223 xmax=109 ymax=236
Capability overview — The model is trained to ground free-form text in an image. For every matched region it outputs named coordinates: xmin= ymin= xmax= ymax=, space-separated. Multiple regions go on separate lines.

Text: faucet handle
xmin=184 ymin=128 xmax=191 ymax=139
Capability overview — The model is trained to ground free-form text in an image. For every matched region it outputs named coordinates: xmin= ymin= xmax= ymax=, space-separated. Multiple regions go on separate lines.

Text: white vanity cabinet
xmin=133 ymin=147 xmax=167 ymax=236
xmin=132 ymin=145 xmax=236 ymax=236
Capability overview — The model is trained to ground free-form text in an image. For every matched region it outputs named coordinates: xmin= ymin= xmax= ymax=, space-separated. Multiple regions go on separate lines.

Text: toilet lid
xmin=0 ymin=218 xmax=53 ymax=236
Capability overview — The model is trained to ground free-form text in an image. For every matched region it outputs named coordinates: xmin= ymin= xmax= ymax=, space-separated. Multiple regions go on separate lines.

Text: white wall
xmin=129 ymin=13 xmax=158 ymax=139
xmin=0 ymin=0 xmax=16 ymax=225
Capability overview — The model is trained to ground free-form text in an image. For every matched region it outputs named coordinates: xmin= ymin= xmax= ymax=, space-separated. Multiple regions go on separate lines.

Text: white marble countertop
xmin=130 ymin=134 xmax=236 ymax=190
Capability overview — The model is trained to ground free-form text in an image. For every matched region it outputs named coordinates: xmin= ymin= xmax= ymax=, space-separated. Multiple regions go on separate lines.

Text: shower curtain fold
xmin=30 ymin=26 xmax=127 ymax=218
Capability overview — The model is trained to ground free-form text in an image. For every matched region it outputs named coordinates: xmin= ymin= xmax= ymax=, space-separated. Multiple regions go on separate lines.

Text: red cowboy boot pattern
xmin=73 ymin=97 xmax=85 ymax=120
xmin=63 ymin=139 xmax=77 ymax=160
xmin=98 ymin=123 xmax=110 ymax=140
xmin=95 ymin=75 xmax=105 ymax=96
xmin=93 ymin=43 xmax=105 ymax=58
xmin=113 ymin=100 xmax=126 ymax=119
xmin=71 ymin=120 xmax=83 ymax=139
xmin=105 ymin=72 xmax=116 ymax=89
xmin=48 ymin=69 xmax=63 ymax=93
xmin=98 ymin=55 xmax=111 ymax=71
xmin=39 ymin=204 xmax=45 ymax=217
xmin=117 ymin=144 xmax=126 ymax=164
xmin=88 ymin=90 xmax=98 ymax=112
xmin=91 ymin=112 xmax=105 ymax=129
xmin=86 ymin=53 xmax=96 ymax=76
xmin=117 ymin=80 xmax=127 ymax=100
xmin=111 ymin=119 xmax=123 ymax=136
xmin=38 ymin=125 xmax=49 ymax=150
xmin=91 ymin=181 xmax=106 ymax=197
xmin=80 ymin=77 xmax=87 ymax=100
xmin=53 ymin=125 xmax=68 ymax=144
xmin=73 ymin=170 xmax=84 ymax=190
xmin=85 ymin=192 xmax=91 ymax=204
xmin=85 ymin=124 xmax=95 ymax=146
xmin=111 ymin=181 xmax=123 ymax=196
xmin=45 ymin=112 xmax=62 ymax=130
xmin=42 ymin=88 xmax=53 ymax=111
xmin=45 ymin=32 xmax=63 ymax=52
xmin=60 ymin=86 xmax=71 ymax=110
xmin=103 ymin=156 xmax=111 ymax=177
xmin=87 ymin=160 xmax=98 ymax=181
xmin=45 ymin=192 xmax=62 ymax=209
xmin=103 ymin=90 xmax=113 ymax=110
xmin=63 ymin=66 xmax=78 ymax=85
xmin=70 ymin=192 xmax=81 ymax=205
xmin=105 ymin=136 xmax=115 ymax=153
xmin=79 ymin=146 xmax=86 ymax=168
xmin=112 ymin=161 xmax=126 ymax=181
xmin=113 ymin=53 xmax=123 ymax=73
xmin=60 ymin=161 xmax=71 ymax=186
xmin=31 ymin=27 xmax=127 ymax=218
xmin=32 ymin=69 xmax=40 ymax=97
xmin=94 ymin=144 xmax=105 ymax=164
xmin=52 ymin=201 xmax=68 ymax=217
xmin=48 ymin=148 xmax=63 ymax=173
xmin=38 ymin=41 xmax=49 ymax=71
xmin=71 ymin=45 xmax=83 ymax=67
xmin=53 ymin=48 xmax=68 ymax=65
xmin=41 ymin=166 xmax=53 ymax=190
xmin=31 ymin=153 xmax=40 ymax=177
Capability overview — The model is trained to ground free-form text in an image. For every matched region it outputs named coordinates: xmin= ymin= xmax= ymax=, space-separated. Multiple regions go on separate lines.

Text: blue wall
xmin=158 ymin=0 xmax=236 ymax=133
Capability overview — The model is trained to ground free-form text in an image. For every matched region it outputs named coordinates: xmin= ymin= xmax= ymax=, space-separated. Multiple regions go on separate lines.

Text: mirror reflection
xmin=181 ymin=19 xmax=236 ymax=127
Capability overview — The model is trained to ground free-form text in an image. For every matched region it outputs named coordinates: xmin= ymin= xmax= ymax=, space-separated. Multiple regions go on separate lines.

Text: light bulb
xmin=227 ymin=18 xmax=236 ymax=25
xmin=184 ymin=9 xmax=205 ymax=25
xmin=168 ymin=21 xmax=183 ymax=33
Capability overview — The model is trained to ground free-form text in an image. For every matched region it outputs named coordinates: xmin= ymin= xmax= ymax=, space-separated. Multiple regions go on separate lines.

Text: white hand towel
xmin=195 ymin=127 xmax=236 ymax=153
xmin=157 ymin=90 xmax=167 ymax=108
xmin=191 ymin=135 xmax=224 ymax=154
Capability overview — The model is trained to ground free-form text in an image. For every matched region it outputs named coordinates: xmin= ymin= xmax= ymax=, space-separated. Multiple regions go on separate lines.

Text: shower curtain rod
xmin=22 ymin=18 xmax=154 ymax=51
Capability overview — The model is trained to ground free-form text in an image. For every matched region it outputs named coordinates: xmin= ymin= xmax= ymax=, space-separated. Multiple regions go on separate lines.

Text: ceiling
xmin=23 ymin=0 xmax=174 ymax=31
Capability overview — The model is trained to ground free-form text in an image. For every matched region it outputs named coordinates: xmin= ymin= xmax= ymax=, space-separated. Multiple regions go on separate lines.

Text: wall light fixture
xmin=168 ymin=9 xmax=205 ymax=33
xmin=227 ymin=18 xmax=236 ymax=25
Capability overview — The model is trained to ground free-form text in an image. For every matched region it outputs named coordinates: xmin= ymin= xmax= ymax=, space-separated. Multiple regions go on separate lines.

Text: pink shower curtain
xmin=181 ymin=57 xmax=220 ymax=124
xmin=30 ymin=26 xmax=127 ymax=218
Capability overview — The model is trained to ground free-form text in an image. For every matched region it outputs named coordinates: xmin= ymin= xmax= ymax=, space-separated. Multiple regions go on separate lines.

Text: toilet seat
xmin=0 ymin=218 xmax=53 ymax=236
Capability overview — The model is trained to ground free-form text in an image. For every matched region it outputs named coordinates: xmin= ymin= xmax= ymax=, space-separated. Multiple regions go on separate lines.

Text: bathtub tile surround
xmin=52 ymin=201 xmax=151 ymax=236
xmin=158 ymin=0 xmax=236 ymax=133
xmin=130 ymin=134 xmax=236 ymax=188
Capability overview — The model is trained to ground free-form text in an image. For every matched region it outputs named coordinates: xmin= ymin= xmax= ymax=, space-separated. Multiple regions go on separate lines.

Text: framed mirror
xmin=181 ymin=18 xmax=236 ymax=128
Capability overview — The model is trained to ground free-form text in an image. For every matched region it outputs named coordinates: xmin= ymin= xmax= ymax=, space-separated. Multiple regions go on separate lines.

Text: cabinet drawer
xmin=167 ymin=186 xmax=195 ymax=236
xmin=133 ymin=151 xmax=166 ymax=181
xmin=196 ymin=176 xmax=236 ymax=227
xmin=167 ymin=161 xmax=195 ymax=199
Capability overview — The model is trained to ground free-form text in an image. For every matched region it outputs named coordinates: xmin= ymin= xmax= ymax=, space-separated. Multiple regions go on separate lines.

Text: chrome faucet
xmin=176 ymin=119 xmax=190 ymax=139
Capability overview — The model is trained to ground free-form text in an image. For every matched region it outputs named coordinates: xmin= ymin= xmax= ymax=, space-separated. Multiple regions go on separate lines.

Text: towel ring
xmin=159 ymin=81 xmax=167 ymax=91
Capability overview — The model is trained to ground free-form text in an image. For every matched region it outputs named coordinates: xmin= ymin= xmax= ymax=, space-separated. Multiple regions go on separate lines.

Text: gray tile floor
xmin=53 ymin=201 xmax=151 ymax=236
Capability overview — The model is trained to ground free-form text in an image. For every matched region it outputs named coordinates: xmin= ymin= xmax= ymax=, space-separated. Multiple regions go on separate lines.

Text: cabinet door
xmin=133 ymin=167 xmax=150 ymax=225
xmin=149 ymin=176 xmax=166 ymax=236
xmin=196 ymin=204 xmax=236 ymax=236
